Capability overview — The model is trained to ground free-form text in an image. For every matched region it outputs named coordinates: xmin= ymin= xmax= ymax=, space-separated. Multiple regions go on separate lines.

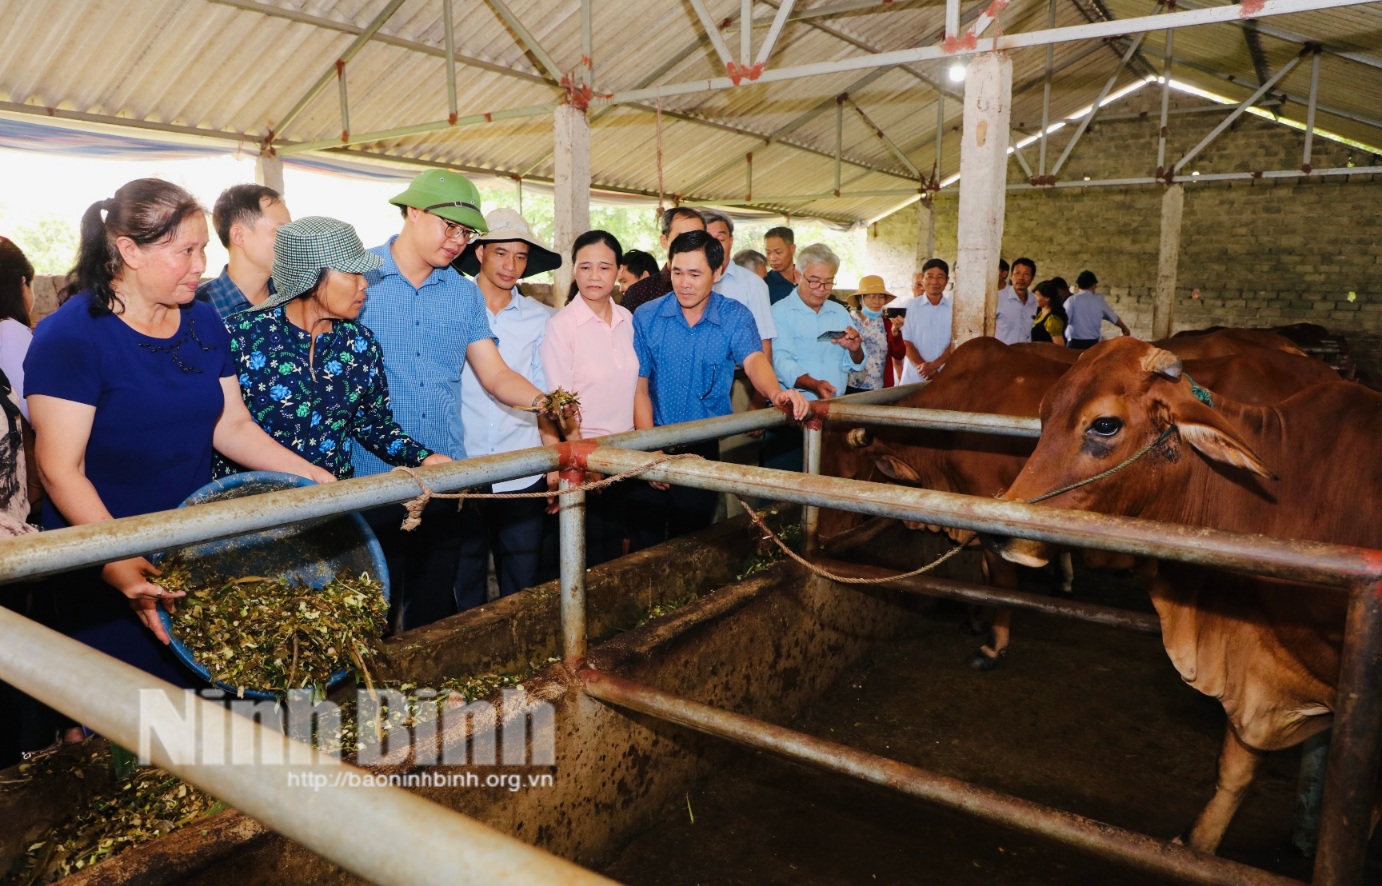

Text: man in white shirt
xmin=453 ymin=208 xmax=561 ymax=609
xmin=702 ymin=210 xmax=774 ymax=361
xmin=995 ymin=256 xmax=1038 ymax=344
xmin=899 ymin=258 xmax=954 ymax=383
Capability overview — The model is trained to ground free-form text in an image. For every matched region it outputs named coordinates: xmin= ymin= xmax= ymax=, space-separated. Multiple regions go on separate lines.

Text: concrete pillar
xmin=1151 ymin=183 xmax=1184 ymax=340
xmin=917 ymin=197 xmax=935 ymax=267
xmin=952 ymin=52 xmax=1012 ymax=343
xmin=256 ymin=153 xmax=285 ymax=194
xmin=553 ymin=104 xmax=591 ymax=306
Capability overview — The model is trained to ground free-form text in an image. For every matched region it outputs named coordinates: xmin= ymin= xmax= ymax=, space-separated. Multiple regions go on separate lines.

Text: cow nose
xmin=846 ymin=428 xmax=872 ymax=448
xmin=980 ymin=533 xmax=1053 ymax=568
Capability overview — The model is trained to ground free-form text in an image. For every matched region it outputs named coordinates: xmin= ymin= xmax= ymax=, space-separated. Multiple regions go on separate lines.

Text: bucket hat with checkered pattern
xmin=256 ymin=216 xmax=383 ymax=312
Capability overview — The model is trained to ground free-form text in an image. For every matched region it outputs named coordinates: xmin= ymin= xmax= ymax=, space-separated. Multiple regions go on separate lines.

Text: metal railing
xmin=0 ymin=385 xmax=1377 ymax=884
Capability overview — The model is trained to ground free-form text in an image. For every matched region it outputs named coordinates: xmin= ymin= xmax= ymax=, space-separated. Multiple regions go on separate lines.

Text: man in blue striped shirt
xmin=354 ymin=170 xmax=554 ymax=633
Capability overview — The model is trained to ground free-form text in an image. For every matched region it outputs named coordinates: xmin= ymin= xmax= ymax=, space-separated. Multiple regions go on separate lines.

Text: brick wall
xmin=864 ymin=205 xmax=922 ymax=297
xmin=865 ymin=90 xmax=1382 ymax=378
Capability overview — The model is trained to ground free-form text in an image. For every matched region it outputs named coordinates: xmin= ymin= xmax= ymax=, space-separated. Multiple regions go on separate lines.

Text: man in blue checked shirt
xmin=453 ymin=208 xmax=562 ymax=611
xmin=631 ymin=231 xmax=809 ymax=548
xmin=354 ymin=170 xmax=558 ymax=633
xmin=196 ymin=184 xmax=292 ymax=318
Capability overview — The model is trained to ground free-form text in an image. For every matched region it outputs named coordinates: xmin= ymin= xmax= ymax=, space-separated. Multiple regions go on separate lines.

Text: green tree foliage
xmin=11 ymin=216 xmax=81 ymax=276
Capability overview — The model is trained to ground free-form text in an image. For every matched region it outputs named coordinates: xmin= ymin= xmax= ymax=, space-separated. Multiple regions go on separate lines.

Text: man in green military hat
xmin=355 ymin=169 xmax=558 ymax=633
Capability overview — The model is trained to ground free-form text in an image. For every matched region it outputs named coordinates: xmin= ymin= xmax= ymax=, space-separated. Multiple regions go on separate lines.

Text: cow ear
xmin=1141 ymin=347 xmax=1182 ymax=380
xmin=1172 ymin=399 xmax=1273 ymax=478
xmin=874 ymin=454 xmax=922 ymax=485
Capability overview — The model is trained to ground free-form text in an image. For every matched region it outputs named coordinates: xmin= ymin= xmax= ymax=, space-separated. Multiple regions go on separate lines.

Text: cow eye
xmin=1089 ymin=417 xmax=1123 ymax=437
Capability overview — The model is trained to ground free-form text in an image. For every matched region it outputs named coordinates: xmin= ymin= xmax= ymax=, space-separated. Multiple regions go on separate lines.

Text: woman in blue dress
xmin=24 ymin=179 xmax=335 ymax=686
xmin=223 ymin=216 xmax=451 ymax=477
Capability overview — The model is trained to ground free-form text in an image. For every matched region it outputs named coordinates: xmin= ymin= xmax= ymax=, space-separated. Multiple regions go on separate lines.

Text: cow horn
xmin=846 ymin=428 xmax=873 ymax=448
xmin=1141 ymin=348 xmax=1182 ymax=380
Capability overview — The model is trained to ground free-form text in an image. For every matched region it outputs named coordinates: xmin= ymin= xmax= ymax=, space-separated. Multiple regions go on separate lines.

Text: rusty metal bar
xmin=0 ymin=607 xmax=615 ymax=885
xmin=802 ymin=422 xmax=824 ymax=556
xmin=1039 ymin=0 xmax=1056 ymax=175
xmin=279 ymin=103 xmax=558 ymax=155
xmin=814 ymin=558 xmax=1162 ymax=633
xmin=581 ymin=669 xmax=1301 ymax=886
xmin=755 ymin=0 xmax=798 ymax=67
xmin=601 ymin=0 xmax=1372 ymax=106
xmin=274 ymin=0 xmax=406 ymax=136
xmin=485 ymin=0 xmax=566 ymax=83
xmin=1302 ymin=48 xmax=1321 ymax=169
xmin=814 ymin=402 xmax=1042 ymax=437
xmin=0 ymin=386 xmax=918 ymax=588
xmin=443 ymin=0 xmax=458 ymax=121
xmin=1312 ymin=578 xmax=1382 ymax=885
xmin=1157 ymin=29 xmax=1174 ymax=177
xmin=844 ymin=96 xmax=923 ymax=178
xmin=1051 ymin=32 xmax=1148 ymax=177
xmin=578 ymin=448 xmax=1382 ymax=588
xmin=1174 ymin=49 xmax=1306 ymax=175
xmin=559 ymin=478 xmax=588 ymax=663
xmin=688 ymin=0 xmax=736 ymax=70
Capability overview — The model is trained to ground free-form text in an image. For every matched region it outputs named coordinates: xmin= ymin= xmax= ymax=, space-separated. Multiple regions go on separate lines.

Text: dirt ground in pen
xmin=601 ymin=564 xmax=1382 ymax=886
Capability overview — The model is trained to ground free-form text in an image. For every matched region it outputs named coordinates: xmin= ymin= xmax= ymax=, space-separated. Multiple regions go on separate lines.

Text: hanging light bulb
xmin=948 ymin=60 xmax=967 ymax=83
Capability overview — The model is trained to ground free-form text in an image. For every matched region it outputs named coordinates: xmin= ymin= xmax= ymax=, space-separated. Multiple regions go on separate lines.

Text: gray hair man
xmin=763 ymin=242 xmax=865 ymax=471
xmin=733 ymin=249 xmax=768 ymax=278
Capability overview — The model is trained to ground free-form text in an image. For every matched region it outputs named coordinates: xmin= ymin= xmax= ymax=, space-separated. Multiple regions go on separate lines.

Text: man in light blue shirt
xmin=994 ymin=256 xmax=1038 ymax=344
xmin=769 ymin=243 xmax=865 ymax=401
xmin=763 ymin=243 xmax=864 ymax=472
xmin=1064 ymin=269 xmax=1131 ymax=349
xmin=355 ymin=170 xmax=554 ymax=633
xmin=454 ymin=208 xmax=561 ymax=610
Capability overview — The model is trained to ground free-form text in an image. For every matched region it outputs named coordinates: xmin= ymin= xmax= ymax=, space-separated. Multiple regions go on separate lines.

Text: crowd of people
xmin=0 ymin=168 xmax=1133 ymax=764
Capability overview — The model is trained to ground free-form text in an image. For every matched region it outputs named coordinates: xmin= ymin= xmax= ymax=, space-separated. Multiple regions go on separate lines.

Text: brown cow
xmin=986 ymin=337 xmax=1382 ymax=853
xmin=824 ymin=337 xmax=1341 ymax=669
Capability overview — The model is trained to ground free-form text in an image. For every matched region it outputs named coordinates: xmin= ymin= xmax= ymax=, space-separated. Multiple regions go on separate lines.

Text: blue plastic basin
xmin=156 ymin=471 xmax=390 ymax=699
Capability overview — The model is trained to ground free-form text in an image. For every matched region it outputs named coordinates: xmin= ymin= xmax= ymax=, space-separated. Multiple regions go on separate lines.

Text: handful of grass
xmin=521 ymin=387 xmax=581 ymax=420
xmin=155 ymin=560 xmax=388 ymax=698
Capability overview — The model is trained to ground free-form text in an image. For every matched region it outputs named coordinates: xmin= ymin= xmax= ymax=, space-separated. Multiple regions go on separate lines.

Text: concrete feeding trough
xmin=0 ymin=510 xmax=969 ymax=884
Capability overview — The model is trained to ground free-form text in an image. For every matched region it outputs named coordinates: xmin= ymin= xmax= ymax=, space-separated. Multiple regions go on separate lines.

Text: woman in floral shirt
xmin=845 ymin=275 xmax=905 ymax=392
xmin=225 ymin=217 xmax=451 ymax=478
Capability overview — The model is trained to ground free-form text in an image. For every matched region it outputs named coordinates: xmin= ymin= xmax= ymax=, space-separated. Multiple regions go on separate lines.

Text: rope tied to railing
xmin=737 ymin=496 xmax=968 ymax=585
xmin=389 ymin=453 xmax=707 ymax=531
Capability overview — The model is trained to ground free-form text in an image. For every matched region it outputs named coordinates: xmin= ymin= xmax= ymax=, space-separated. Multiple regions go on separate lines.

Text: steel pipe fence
xmin=1 ymin=390 xmax=1377 ymax=883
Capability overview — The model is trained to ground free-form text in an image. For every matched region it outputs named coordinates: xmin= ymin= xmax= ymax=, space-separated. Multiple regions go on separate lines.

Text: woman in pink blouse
xmin=540 ymin=230 xmax=638 ymax=563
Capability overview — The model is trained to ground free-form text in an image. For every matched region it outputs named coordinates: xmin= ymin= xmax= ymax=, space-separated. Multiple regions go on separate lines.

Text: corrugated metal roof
xmin=0 ymin=0 xmax=1377 ymax=225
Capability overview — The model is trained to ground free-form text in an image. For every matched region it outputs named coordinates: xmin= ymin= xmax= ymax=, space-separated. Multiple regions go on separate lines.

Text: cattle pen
xmin=0 ymin=386 xmax=1377 ymax=886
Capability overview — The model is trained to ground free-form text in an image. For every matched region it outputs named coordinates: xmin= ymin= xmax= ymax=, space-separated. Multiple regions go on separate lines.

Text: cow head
xmin=987 ymin=338 xmax=1272 ymax=567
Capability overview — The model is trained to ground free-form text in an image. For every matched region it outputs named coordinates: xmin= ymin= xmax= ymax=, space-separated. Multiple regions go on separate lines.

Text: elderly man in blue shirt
xmin=355 ymin=170 xmax=558 ymax=633
xmin=453 ymin=208 xmax=562 ymax=611
xmin=631 ymin=230 xmax=808 ymax=547
xmin=762 ymin=242 xmax=865 ymax=471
